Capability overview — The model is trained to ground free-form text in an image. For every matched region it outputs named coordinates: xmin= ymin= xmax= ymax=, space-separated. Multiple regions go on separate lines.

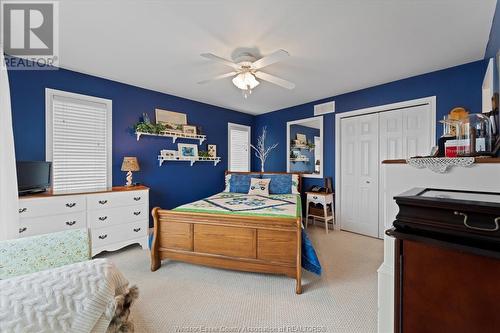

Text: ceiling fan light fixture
xmin=232 ymin=72 xmax=260 ymax=91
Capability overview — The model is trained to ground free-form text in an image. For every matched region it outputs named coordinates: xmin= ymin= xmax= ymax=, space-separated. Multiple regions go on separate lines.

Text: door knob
xmin=366 ymin=181 xmax=370 ymax=184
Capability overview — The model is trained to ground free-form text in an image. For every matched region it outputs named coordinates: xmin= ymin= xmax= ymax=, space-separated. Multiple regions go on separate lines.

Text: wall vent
xmin=314 ymin=101 xmax=335 ymax=116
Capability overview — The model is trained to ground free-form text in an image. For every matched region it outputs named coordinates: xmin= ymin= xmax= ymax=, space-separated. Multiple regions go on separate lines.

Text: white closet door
xmin=402 ymin=105 xmax=432 ymax=157
xmin=378 ymin=104 xmax=433 ymax=237
xmin=340 ymin=113 xmax=379 ymax=237
xmin=379 ymin=110 xmax=403 ymax=160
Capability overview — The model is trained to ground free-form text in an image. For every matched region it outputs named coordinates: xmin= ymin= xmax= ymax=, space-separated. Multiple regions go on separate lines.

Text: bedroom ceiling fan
xmin=198 ymin=49 xmax=295 ymax=98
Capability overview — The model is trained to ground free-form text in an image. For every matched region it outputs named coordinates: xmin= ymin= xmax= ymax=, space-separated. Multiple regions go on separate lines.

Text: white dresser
xmin=18 ymin=186 xmax=149 ymax=256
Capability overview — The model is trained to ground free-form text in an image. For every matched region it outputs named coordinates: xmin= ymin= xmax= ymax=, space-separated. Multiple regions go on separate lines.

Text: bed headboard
xmin=224 ymin=171 xmax=302 ymax=193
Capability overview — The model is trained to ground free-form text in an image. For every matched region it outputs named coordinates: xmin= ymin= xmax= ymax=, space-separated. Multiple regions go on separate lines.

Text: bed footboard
xmin=150 ymin=207 xmax=302 ymax=294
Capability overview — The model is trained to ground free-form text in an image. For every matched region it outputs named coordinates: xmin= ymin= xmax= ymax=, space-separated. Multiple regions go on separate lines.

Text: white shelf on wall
xmin=136 ymin=131 xmax=206 ymax=144
xmin=291 ymin=145 xmax=314 ymax=151
xmin=290 ymin=157 xmax=310 ymax=162
xmin=158 ymin=155 xmax=221 ymax=167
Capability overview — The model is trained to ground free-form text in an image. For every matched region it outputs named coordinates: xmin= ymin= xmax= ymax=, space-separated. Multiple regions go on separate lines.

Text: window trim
xmin=227 ymin=122 xmax=251 ymax=172
xmin=45 ymin=88 xmax=113 ymax=189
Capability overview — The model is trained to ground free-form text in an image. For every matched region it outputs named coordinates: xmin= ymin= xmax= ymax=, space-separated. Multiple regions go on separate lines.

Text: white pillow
xmin=223 ymin=174 xmax=231 ymax=192
xmin=248 ymin=178 xmax=270 ymax=195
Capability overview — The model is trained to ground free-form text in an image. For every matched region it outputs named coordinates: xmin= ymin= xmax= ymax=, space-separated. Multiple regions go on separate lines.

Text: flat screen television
xmin=16 ymin=161 xmax=51 ymax=195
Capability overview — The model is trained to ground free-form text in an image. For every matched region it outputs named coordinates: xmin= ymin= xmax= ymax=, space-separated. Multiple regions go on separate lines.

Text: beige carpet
xmin=101 ymin=227 xmax=383 ymax=333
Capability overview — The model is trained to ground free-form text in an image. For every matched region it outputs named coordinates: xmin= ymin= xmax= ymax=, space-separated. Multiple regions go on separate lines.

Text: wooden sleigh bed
xmin=150 ymin=171 xmax=303 ymax=294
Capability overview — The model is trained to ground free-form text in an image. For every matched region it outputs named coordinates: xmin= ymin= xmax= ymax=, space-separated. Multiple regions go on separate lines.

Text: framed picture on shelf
xmin=161 ymin=149 xmax=177 ymax=158
xmin=208 ymin=144 xmax=216 ymax=158
xmin=296 ymin=133 xmax=307 ymax=145
xmin=155 ymin=109 xmax=187 ymax=133
xmin=178 ymin=143 xmax=198 ymax=159
xmin=182 ymin=125 xmax=197 ymax=135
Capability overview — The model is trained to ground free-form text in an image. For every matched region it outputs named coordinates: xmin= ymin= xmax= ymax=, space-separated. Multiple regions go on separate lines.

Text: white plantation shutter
xmin=46 ymin=89 xmax=112 ymax=193
xmin=228 ymin=123 xmax=250 ymax=172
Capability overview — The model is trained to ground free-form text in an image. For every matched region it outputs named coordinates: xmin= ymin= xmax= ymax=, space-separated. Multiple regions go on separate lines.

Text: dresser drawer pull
xmin=19 ymin=227 xmax=27 ymax=234
xmin=66 ymin=203 xmax=76 ymax=208
xmin=65 ymin=221 xmax=76 ymax=226
xmin=133 ymin=211 xmax=141 ymax=216
xmin=454 ymin=211 xmax=500 ymax=232
xmin=98 ymin=216 xmax=108 ymax=221
xmin=133 ymin=228 xmax=141 ymax=232
xmin=133 ymin=197 xmax=141 ymax=201
xmin=313 ymin=196 xmax=318 ymax=200
xmin=98 ymin=234 xmax=108 ymax=240
xmin=98 ymin=200 xmax=108 ymax=205
xmin=19 ymin=208 xmax=27 ymax=213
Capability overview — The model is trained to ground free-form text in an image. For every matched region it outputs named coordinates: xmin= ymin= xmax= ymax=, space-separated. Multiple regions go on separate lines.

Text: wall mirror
xmin=287 ymin=116 xmax=323 ymax=178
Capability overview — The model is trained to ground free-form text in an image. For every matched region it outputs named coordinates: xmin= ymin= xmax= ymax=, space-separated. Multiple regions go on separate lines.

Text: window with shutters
xmin=45 ymin=89 xmax=112 ymax=193
xmin=228 ymin=123 xmax=251 ymax=172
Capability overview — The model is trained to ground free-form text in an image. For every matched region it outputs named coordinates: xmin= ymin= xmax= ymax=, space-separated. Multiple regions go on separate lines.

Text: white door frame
xmin=334 ymin=96 xmax=436 ymax=237
xmin=286 ymin=116 xmax=324 ymax=178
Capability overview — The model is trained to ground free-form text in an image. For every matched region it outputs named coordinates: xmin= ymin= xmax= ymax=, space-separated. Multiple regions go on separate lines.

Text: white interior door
xmin=378 ymin=104 xmax=433 ymax=237
xmin=340 ymin=113 xmax=379 ymax=237
xmin=340 ymin=103 xmax=433 ymax=238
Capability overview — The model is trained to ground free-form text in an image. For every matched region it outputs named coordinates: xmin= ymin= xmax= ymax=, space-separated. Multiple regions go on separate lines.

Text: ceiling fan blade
xmin=197 ymin=72 xmax=237 ymax=84
xmin=251 ymin=49 xmax=290 ymax=70
xmin=200 ymin=53 xmax=240 ymax=70
xmin=254 ymin=71 xmax=295 ymax=90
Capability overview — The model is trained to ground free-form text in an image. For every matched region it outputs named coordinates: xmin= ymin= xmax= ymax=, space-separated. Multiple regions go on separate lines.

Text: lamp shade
xmin=121 ymin=157 xmax=140 ymax=172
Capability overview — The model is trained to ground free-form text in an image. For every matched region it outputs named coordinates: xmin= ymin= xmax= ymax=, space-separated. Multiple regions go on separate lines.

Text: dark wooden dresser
xmin=387 ymin=188 xmax=500 ymax=333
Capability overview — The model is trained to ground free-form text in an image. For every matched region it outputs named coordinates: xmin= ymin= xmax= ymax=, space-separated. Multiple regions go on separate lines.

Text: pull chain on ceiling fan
xmin=198 ymin=49 xmax=295 ymax=98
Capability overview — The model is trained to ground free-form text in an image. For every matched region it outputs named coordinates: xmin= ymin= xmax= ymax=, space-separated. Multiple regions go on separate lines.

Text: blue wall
xmin=8 ymin=62 xmax=253 ymax=216
xmin=289 ymin=125 xmax=320 ymax=174
xmin=253 ymin=60 xmax=488 ymax=190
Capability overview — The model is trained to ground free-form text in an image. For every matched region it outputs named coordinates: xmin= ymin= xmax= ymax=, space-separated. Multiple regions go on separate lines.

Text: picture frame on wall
xmin=178 ymin=143 xmax=198 ymax=159
xmin=182 ymin=125 xmax=197 ymax=135
xmin=155 ymin=109 xmax=187 ymax=128
xmin=161 ymin=149 xmax=178 ymax=159
xmin=208 ymin=144 xmax=217 ymax=158
xmin=296 ymin=133 xmax=307 ymax=145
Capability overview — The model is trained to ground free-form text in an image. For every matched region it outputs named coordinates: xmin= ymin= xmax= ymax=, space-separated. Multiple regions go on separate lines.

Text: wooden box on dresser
xmin=18 ymin=186 xmax=149 ymax=256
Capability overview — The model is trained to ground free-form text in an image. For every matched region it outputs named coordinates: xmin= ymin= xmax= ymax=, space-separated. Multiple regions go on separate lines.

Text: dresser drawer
xmin=18 ymin=196 xmax=86 ymax=218
xmin=87 ymin=190 xmax=148 ymax=210
xmin=87 ymin=204 xmax=147 ymax=228
xmin=91 ymin=220 xmax=146 ymax=247
xmin=18 ymin=212 xmax=86 ymax=238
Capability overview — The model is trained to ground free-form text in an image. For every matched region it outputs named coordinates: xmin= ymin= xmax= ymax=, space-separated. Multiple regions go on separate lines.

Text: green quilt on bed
xmin=173 ymin=192 xmax=301 ymax=218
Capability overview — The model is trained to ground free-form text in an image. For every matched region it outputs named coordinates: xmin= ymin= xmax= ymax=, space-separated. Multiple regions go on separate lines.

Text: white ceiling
xmin=58 ymin=0 xmax=497 ymax=115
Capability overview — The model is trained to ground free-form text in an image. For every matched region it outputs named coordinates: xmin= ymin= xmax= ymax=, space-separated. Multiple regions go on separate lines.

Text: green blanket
xmin=174 ymin=192 xmax=301 ymax=219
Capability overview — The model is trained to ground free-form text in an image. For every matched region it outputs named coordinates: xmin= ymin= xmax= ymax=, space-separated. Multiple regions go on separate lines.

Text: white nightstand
xmin=305 ymin=192 xmax=335 ymax=233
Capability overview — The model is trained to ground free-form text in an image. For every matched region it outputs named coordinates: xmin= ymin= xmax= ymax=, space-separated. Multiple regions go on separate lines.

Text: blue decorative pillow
xmin=229 ymin=174 xmax=261 ymax=193
xmin=262 ymin=174 xmax=293 ymax=194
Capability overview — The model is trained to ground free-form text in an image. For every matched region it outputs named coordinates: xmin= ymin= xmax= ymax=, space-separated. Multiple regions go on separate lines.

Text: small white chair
xmin=305 ymin=192 xmax=335 ymax=233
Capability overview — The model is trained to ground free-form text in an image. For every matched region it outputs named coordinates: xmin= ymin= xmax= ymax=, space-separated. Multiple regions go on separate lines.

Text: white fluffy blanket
xmin=0 ymin=259 xmax=131 ymax=333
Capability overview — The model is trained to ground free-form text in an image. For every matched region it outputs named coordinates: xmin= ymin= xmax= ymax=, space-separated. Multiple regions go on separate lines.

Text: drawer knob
xmin=98 ymin=234 xmax=108 ymax=240
xmin=65 ymin=221 xmax=76 ymax=226
xmin=19 ymin=208 xmax=27 ymax=214
xmin=98 ymin=200 xmax=108 ymax=205
xmin=98 ymin=216 xmax=108 ymax=221
xmin=133 ymin=197 xmax=141 ymax=201
xmin=133 ymin=228 xmax=141 ymax=232
xmin=133 ymin=211 xmax=141 ymax=216
xmin=66 ymin=203 xmax=76 ymax=208
xmin=454 ymin=211 xmax=500 ymax=232
xmin=19 ymin=227 xmax=27 ymax=233
xmin=313 ymin=196 xmax=318 ymax=200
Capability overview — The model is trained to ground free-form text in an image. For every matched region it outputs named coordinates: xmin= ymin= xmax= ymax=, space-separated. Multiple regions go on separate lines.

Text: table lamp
xmin=121 ymin=157 xmax=140 ymax=186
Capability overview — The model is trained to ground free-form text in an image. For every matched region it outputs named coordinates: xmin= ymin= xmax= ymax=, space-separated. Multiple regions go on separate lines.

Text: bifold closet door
xmin=340 ymin=113 xmax=379 ymax=238
xmin=379 ymin=105 xmax=432 ymax=160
